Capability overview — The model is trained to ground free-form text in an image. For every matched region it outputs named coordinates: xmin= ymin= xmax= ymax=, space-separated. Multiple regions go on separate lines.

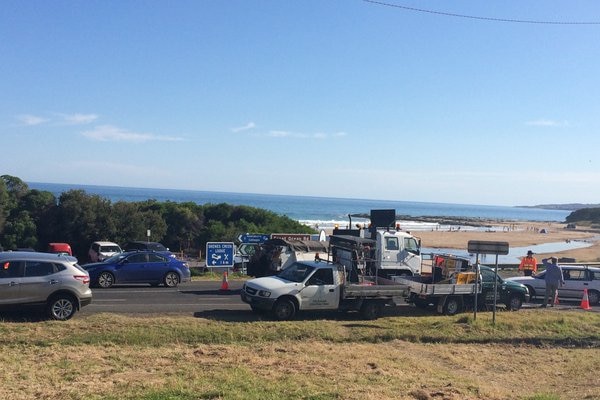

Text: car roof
xmin=557 ymin=265 xmax=600 ymax=271
xmin=92 ymin=241 xmax=120 ymax=246
xmin=0 ymin=251 xmax=78 ymax=263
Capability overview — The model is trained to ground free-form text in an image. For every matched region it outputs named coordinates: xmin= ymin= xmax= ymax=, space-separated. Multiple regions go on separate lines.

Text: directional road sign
xmin=206 ymin=242 xmax=235 ymax=267
xmin=237 ymin=233 xmax=270 ymax=244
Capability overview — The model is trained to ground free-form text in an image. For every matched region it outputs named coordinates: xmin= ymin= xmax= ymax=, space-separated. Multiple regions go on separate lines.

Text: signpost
xmin=270 ymin=233 xmax=311 ymax=241
xmin=467 ymin=240 xmax=510 ymax=324
xmin=205 ymin=242 xmax=235 ymax=268
xmin=237 ymin=233 xmax=270 ymax=244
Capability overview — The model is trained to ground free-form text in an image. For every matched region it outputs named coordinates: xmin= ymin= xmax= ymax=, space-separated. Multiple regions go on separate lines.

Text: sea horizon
xmin=27 ymin=181 xmax=572 ymax=227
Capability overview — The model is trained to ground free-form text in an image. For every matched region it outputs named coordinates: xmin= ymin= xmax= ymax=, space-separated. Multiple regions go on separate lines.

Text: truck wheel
xmin=508 ymin=295 xmax=523 ymax=311
xmin=272 ymin=299 xmax=296 ymax=320
xmin=360 ymin=301 xmax=382 ymax=320
xmin=443 ymin=296 xmax=462 ymax=316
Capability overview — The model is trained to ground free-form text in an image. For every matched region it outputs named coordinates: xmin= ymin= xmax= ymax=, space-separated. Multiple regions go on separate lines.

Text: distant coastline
xmin=519 ymin=203 xmax=600 ymax=211
xmin=27 ymin=181 xmax=572 ymax=224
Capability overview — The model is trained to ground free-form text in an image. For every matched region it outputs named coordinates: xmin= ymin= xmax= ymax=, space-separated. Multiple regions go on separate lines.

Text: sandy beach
xmin=413 ymin=221 xmax=600 ymax=263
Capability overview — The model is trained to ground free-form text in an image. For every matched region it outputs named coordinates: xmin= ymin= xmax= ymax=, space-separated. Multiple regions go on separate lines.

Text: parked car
xmin=122 ymin=241 xmax=175 ymax=257
xmin=47 ymin=242 xmax=72 ymax=256
xmin=88 ymin=241 xmax=122 ymax=262
xmin=506 ymin=265 xmax=600 ymax=305
xmin=0 ymin=251 xmax=92 ymax=320
xmin=123 ymin=241 xmax=169 ymax=252
xmin=82 ymin=250 xmax=190 ymax=288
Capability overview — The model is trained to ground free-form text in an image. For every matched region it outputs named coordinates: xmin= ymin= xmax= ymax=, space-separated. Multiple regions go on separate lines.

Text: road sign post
xmin=205 ymin=242 xmax=235 ymax=268
xmin=467 ymin=240 xmax=510 ymax=324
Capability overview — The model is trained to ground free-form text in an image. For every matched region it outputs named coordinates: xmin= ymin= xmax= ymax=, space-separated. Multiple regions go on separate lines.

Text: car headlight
xmin=258 ymin=290 xmax=271 ymax=297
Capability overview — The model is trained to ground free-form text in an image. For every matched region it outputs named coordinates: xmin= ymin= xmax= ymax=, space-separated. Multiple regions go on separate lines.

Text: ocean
xmin=28 ymin=182 xmax=571 ymax=230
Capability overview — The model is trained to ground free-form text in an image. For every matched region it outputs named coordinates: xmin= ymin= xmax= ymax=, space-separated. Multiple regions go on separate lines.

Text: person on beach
xmin=541 ymin=256 xmax=564 ymax=308
xmin=518 ymin=250 xmax=538 ymax=276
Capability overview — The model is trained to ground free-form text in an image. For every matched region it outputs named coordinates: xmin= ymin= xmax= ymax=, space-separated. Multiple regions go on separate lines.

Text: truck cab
xmin=330 ymin=228 xmax=422 ymax=280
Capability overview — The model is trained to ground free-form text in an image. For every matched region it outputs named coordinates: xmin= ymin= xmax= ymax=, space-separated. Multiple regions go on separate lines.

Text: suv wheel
xmin=47 ymin=295 xmax=77 ymax=321
xmin=98 ymin=272 xmax=115 ymax=288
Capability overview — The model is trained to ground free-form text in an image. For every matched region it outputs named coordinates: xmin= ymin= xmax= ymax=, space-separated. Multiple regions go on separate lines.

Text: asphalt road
xmin=79 ymin=280 xmax=250 ymax=318
xmin=78 ymin=280 xmax=598 ymax=320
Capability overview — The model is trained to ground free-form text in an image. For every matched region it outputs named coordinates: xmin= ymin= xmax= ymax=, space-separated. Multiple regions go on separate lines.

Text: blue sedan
xmin=83 ymin=251 xmax=191 ymax=288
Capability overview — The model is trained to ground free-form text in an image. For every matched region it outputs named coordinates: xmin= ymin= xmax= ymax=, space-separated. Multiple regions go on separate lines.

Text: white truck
xmin=240 ymin=259 xmax=409 ymax=320
xmin=329 ymin=228 xmax=422 ymax=281
xmin=328 ymin=209 xmax=422 ymax=281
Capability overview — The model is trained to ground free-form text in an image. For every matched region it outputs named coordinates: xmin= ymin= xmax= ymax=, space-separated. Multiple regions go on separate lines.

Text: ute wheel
xmin=508 ymin=295 xmax=523 ymax=311
xmin=443 ymin=296 xmax=462 ymax=316
xmin=360 ymin=301 xmax=383 ymax=320
xmin=587 ymin=290 xmax=599 ymax=306
xmin=272 ymin=299 xmax=296 ymax=320
xmin=163 ymin=272 xmax=180 ymax=287
xmin=47 ymin=295 xmax=77 ymax=321
xmin=98 ymin=272 xmax=115 ymax=288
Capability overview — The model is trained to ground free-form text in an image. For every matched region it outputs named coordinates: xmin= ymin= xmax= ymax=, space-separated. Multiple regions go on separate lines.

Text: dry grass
xmin=1 ymin=312 xmax=599 ymax=400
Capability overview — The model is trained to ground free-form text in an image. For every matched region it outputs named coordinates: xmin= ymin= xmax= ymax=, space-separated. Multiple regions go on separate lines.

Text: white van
xmin=88 ymin=241 xmax=122 ymax=262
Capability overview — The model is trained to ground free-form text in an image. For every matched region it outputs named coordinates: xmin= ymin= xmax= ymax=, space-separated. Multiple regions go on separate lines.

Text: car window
xmin=24 ymin=261 xmax=56 ymax=277
xmin=127 ymin=253 xmax=148 ymax=263
xmin=148 ymin=253 xmax=166 ymax=263
xmin=564 ymin=269 xmax=586 ymax=281
xmin=102 ymin=245 xmax=121 ymax=252
xmin=385 ymin=237 xmax=399 ymax=250
xmin=592 ymin=271 xmax=600 ymax=280
xmin=307 ymin=268 xmax=334 ymax=285
xmin=0 ymin=260 xmax=24 ymax=278
xmin=481 ymin=269 xmax=500 ymax=283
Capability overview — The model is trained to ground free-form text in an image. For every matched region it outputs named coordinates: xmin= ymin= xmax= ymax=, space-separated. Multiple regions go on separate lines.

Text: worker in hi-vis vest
xmin=518 ymin=250 xmax=538 ymax=276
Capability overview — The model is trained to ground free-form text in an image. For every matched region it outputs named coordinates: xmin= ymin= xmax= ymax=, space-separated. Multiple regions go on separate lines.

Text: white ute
xmin=241 ymin=259 xmax=409 ymax=320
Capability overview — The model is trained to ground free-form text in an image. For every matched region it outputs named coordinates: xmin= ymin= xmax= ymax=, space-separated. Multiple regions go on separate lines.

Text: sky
xmin=2 ymin=0 xmax=600 ymax=207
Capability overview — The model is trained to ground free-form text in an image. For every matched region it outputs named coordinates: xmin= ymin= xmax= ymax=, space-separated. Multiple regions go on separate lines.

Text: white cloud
xmin=526 ymin=119 xmax=569 ymax=127
xmin=231 ymin=122 xmax=256 ymax=133
xmin=16 ymin=114 xmax=48 ymax=126
xmin=82 ymin=125 xmax=183 ymax=143
xmin=59 ymin=113 xmax=99 ymax=125
xmin=266 ymin=130 xmax=348 ymax=139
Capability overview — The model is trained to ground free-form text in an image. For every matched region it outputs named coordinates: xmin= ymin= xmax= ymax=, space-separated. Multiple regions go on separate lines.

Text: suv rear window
xmin=24 ymin=261 xmax=58 ymax=277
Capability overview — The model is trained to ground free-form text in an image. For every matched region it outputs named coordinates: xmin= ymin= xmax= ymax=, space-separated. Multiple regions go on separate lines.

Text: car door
xmin=20 ymin=261 xmax=60 ymax=304
xmin=559 ymin=268 xmax=588 ymax=300
xmin=0 ymin=260 xmax=24 ymax=304
xmin=114 ymin=253 xmax=148 ymax=283
xmin=144 ymin=253 xmax=169 ymax=282
xmin=300 ymin=268 xmax=339 ymax=310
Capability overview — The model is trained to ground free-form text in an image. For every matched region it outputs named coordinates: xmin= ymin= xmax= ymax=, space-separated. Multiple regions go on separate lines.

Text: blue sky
xmin=2 ymin=1 xmax=599 ymax=206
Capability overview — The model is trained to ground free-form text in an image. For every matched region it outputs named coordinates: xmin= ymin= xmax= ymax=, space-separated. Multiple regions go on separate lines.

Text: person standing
xmin=541 ymin=256 xmax=565 ymax=308
xmin=518 ymin=250 xmax=538 ymax=276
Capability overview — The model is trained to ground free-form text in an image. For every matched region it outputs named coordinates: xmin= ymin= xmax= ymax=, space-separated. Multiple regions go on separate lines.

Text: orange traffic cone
xmin=580 ymin=288 xmax=591 ymax=310
xmin=220 ymin=271 xmax=230 ymax=291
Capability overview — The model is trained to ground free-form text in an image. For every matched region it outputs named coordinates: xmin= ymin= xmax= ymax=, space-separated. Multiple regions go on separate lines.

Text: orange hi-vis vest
xmin=519 ymin=256 xmax=538 ymax=272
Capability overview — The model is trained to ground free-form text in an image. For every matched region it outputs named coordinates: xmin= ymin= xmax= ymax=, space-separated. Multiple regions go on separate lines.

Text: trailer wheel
xmin=443 ymin=296 xmax=462 ymax=316
xmin=360 ymin=301 xmax=382 ymax=320
xmin=272 ymin=299 xmax=296 ymax=320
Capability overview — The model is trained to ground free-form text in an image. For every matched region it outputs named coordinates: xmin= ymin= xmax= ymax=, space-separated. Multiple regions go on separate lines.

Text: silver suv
xmin=0 ymin=252 xmax=93 ymax=320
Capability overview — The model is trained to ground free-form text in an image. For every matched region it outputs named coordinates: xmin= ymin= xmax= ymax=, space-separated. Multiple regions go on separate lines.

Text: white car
xmin=88 ymin=241 xmax=122 ymax=263
xmin=506 ymin=265 xmax=600 ymax=306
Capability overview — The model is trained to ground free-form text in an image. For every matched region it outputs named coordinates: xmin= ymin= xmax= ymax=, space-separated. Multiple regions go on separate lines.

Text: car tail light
xmin=74 ymin=275 xmax=90 ymax=285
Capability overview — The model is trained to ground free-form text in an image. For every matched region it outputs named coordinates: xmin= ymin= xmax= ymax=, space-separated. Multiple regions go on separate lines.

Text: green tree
xmin=55 ymin=190 xmax=115 ymax=260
